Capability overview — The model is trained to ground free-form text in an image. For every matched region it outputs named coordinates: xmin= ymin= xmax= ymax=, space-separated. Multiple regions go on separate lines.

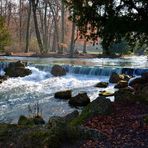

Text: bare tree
xmin=25 ymin=0 xmax=31 ymax=53
xmin=31 ymin=0 xmax=44 ymax=53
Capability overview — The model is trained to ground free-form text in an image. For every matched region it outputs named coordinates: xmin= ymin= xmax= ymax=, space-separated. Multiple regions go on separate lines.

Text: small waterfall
xmin=122 ymin=68 xmax=148 ymax=76
xmin=4 ymin=63 xmax=147 ymax=77
xmin=62 ymin=65 xmax=122 ymax=76
xmin=0 ymin=62 xmax=9 ymax=75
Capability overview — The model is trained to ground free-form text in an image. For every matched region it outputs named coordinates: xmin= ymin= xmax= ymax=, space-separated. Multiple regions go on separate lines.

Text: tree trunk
xmin=60 ymin=0 xmax=65 ymax=53
xmin=70 ymin=22 xmax=76 ymax=58
xmin=43 ymin=3 xmax=48 ymax=52
xmin=83 ymin=40 xmax=87 ymax=53
xmin=52 ymin=29 xmax=57 ymax=52
xmin=19 ymin=0 xmax=22 ymax=49
xmin=31 ymin=0 xmax=44 ymax=53
xmin=48 ymin=1 xmax=60 ymax=52
xmin=25 ymin=0 xmax=31 ymax=53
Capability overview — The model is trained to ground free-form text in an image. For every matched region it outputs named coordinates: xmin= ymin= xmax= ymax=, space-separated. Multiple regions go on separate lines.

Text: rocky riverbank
xmin=1 ymin=62 xmax=148 ymax=147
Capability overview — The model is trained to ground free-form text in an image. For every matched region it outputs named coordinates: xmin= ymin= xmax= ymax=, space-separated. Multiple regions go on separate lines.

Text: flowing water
xmin=0 ymin=56 xmax=148 ymax=123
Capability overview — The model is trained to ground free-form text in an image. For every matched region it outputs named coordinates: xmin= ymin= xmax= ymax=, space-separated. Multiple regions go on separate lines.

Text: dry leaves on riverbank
xmin=81 ymin=103 xmax=148 ymax=147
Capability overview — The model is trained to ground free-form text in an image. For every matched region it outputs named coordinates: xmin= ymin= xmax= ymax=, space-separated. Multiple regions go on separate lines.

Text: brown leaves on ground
xmin=81 ymin=103 xmax=148 ymax=148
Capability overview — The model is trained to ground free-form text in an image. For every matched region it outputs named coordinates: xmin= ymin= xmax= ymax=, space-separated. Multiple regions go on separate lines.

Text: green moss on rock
xmin=70 ymin=97 xmax=113 ymax=126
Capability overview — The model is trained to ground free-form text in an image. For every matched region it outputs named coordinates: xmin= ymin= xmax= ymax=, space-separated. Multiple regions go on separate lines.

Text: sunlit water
xmin=0 ymin=56 xmax=147 ymax=123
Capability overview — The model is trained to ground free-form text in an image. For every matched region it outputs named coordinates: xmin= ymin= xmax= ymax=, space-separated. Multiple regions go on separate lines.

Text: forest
xmin=0 ymin=0 xmax=148 ymax=57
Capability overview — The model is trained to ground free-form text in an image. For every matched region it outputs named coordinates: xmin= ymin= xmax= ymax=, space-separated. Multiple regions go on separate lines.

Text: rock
xmin=33 ymin=116 xmax=45 ymax=125
xmin=114 ymin=87 xmax=136 ymax=103
xmin=51 ymin=65 xmax=66 ymax=76
xmin=54 ymin=90 xmax=72 ymax=100
xmin=95 ymin=82 xmax=109 ymax=88
xmin=114 ymin=80 xmax=128 ymax=88
xmin=0 ymin=75 xmax=9 ymax=84
xmin=69 ymin=92 xmax=90 ymax=107
xmin=70 ymin=97 xmax=113 ymax=125
xmin=18 ymin=115 xmax=45 ymax=125
xmin=63 ymin=110 xmax=79 ymax=122
xmin=109 ymin=72 xmax=123 ymax=83
xmin=129 ymin=76 xmax=146 ymax=88
xmin=48 ymin=116 xmax=66 ymax=128
xmin=141 ymin=72 xmax=148 ymax=79
xmin=135 ymin=84 xmax=148 ymax=103
xmin=109 ymin=72 xmax=130 ymax=83
xmin=4 ymin=61 xmax=31 ymax=77
xmin=99 ymin=90 xmax=114 ymax=97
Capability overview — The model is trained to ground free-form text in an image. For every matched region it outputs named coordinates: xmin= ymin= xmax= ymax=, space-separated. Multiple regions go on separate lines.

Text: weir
xmin=28 ymin=64 xmax=148 ymax=77
xmin=0 ymin=61 xmax=148 ymax=77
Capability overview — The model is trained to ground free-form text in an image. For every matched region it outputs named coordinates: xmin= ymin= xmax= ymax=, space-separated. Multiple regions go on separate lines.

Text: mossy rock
xmin=4 ymin=61 xmax=31 ymax=77
xmin=114 ymin=87 xmax=136 ymax=103
xmin=95 ymin=82 xmax=109 ymax=88
xmin=21 ymin=130 xmax=50 ymax=148
xmin=69 ymin=92 xmax=90 ymax=107
xmin=70 ymin=97 xmax=113 ymax=126
xmin=18 ymin=115 xmax=45 ymax=126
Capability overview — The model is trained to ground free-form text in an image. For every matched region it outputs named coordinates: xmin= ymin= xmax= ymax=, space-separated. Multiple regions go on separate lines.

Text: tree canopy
xmin=64 ymin=0 xmax=148 ymax=55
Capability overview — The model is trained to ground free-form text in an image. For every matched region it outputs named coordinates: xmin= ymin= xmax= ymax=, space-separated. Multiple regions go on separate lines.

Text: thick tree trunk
xmin=31 ymin=0 xmax=44 ymax=53
xmin=25 ymin=0 xmax=31 ymax=53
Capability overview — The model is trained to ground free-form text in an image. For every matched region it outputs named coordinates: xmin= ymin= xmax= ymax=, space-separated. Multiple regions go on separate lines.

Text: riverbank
xmin=82 ymin=102 xmax=148 ymax=147
xmin=0 ymin=51 xmax=128 ymax=59
xmin=1 ymin=101 xmax=148 ymax=148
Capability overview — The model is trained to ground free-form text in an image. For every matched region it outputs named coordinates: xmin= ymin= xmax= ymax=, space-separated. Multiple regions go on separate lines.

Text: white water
xmin=1 ymin=55 xmax=147 ymax=123
xmin=0 ymin=66 xmax=115 ymax=123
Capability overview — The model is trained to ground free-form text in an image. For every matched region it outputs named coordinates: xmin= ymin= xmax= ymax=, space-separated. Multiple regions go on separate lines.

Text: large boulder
xmin=70 ymin=97 xmax=113 ymax=125
xmin=129 ymin=72 xmax=148 ymax=88
xmin=69 ymin=92 xmax=90 ymax=107
xmin=51 ymin=65 xmax=66 ymax=76
xmin=109 ymin=72 xmax=130 ymax=83
xmin=114 ymin=87 xmax=136 ymax=103
xmin=54 ymin=90 xmax=72 ymax=100
xmin=135 ymin=84 xmax=148 ymax=103
xmin=4 ymin=61 xmax=31 ymax=77
xmin=128 ymin=76 xmax=146 ymax=88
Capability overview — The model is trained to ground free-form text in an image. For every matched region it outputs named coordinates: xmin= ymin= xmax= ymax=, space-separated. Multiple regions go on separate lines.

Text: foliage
xmin=0 ymin=17 xmax=10 ymax=51
xmin=109 ymin=39 xmax=131 ymax=55
xmin=64 ymin=0 xmax=148 ymax=55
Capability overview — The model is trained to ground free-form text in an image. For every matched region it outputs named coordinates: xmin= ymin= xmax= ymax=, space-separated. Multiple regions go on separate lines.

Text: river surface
xmin=0 ymin=56 xmax=147 ymax=123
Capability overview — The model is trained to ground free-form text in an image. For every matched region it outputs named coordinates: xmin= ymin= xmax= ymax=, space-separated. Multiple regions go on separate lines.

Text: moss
xmin=18 ymin=115 xmax=45 ymax=126
xmin=22 ymin=130 xmax=50 ymax=148
xmin=70 ymin=97 xmax=112 ymax=126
